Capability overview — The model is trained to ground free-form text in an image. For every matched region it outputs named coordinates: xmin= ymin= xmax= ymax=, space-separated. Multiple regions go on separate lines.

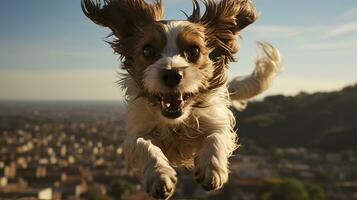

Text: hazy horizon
xmin=1 ymin=81 xmax=355 ymax=102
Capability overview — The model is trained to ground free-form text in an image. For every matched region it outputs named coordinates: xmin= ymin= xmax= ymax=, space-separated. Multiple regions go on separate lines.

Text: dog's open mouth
xmin=154 ymin=93 xmax=193 ymax=119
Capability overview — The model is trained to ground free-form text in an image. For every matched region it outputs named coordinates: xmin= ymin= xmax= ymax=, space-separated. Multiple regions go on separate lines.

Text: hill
xmin=236 ymin=83 xmax=357 ymax=151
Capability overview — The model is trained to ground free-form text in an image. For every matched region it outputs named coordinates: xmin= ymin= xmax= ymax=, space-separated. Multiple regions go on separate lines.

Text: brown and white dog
xmin=82 ymin=0 xmax=281 ymax=199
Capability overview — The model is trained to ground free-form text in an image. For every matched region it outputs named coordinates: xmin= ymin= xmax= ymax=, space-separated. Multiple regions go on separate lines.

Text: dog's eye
xmin=186 ymin=46 xmax=200 ymax=60
xmin=143 ymin=45 xmax=156 ymax=58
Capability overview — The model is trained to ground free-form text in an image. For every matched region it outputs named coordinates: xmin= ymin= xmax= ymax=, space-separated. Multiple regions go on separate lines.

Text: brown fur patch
xmin=188 ymin=0 xmax=257 ymax=60
xmin=123 ymin=22 xmax=167 ymax=85
xmin=81 ymin=0 xmax=165 ymax=83
xmin=81 ymin=0 xmax=163 ymax=38
xmin=133 ymin=23 xmax=167 ymax=68
xmin=176 ymin=24 xmax=209 ymax=69
xmin=187 ymin=0 xmax=258 ymax=90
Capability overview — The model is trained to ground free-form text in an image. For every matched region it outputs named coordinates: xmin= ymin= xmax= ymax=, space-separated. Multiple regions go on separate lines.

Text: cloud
xmin=300 ymin=39 xmax=357 ymax=50
xmin=249 ymin=25 xmax=304 ymax=37
xmin=0 ymin=69 xmax=123 ymax=101
xmin=251 ymin=20 xmax=357 ymax=40
xmin=249 ymin=25 xmax=326 ymax=38
xmin=340 ymin=7 xmax=357 ymax=19
xmin=323 ymin=21 xmax=357 ymax=39
xmin=250 ymin=21 xmax=357 ymax=51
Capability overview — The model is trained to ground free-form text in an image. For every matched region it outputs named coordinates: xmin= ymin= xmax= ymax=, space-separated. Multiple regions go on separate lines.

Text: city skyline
xmin=0 ymin=0 xmax=357 ymax=100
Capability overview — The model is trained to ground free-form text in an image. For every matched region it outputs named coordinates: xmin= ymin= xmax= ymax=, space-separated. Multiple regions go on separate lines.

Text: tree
xmin=304 ymin=182 xmax=325 ymax=200
xmin=260 ymin=178 xmax=325 ymax=200
xmin=108 ymin=178 xmax=137 ymax=200
xmin=268 ymin=178 xmax=309 ymax=200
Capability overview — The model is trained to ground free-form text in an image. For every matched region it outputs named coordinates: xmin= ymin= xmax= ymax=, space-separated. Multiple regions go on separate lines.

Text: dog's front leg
xmin=194 ymin=132 xmax=236 ymax=191
xmin=124 ymin=136 xmax=177 ymax=200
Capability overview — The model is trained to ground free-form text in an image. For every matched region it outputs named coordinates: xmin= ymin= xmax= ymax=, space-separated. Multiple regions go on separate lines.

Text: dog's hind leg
xmin=123 ymin=135 xmax=177 ymax=200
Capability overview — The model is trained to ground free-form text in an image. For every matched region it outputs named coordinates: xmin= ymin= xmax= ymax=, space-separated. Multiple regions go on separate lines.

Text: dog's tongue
xmin=162 ymin=94 xmax=183 ymax=110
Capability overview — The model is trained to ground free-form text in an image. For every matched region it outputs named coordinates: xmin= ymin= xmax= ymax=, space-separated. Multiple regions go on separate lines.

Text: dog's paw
xmin=144 ymin=165 xmax=177 ymax=200
xmin=194 ymin=156 xmax=229 ymax=191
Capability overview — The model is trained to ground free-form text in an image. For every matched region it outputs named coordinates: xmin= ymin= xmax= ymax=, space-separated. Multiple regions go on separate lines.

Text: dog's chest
xmin=151 ymin=125 xmax=205 ymax=167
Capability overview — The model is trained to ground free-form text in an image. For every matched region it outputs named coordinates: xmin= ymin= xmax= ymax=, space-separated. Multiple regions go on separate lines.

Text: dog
xmin=81 ymin=0 xmax=281 ymax=199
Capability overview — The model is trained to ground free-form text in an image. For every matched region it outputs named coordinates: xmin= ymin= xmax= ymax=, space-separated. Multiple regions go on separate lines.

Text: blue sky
xmin=0 ymin=0 xmax=356 ymax=100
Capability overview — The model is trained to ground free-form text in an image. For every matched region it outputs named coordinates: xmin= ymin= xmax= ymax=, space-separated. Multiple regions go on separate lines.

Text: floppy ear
xmin=81 ymin=0 xmax=163 ymax=38
xmin=188 ymin=0 xmax=258 ymax=62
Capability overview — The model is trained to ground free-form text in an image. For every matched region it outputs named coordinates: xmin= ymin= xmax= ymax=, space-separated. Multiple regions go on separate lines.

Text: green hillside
xmin=236 ymin=83 xmax=357 ymax=150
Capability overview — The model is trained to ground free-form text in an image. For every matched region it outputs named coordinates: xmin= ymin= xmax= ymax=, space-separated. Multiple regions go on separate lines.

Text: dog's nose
xmin=161 ymin=69 xmax=182 ymax=88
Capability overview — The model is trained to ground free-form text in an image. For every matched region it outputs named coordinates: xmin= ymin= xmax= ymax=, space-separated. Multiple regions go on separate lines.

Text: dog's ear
xmin=81 ymin=0 xmax=163 ymax=38
xmin=188 ymin=0 xmax=258 ymax=62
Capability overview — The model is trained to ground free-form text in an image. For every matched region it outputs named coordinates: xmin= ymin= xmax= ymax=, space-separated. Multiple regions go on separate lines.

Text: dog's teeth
xmin=178 ymin=93 xmax=183 ymax=101
xmin=161 ymin=100 xmax=171 ymax=108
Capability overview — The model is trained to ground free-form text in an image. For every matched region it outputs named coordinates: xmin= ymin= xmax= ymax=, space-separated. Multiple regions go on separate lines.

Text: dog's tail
xmin=228 ymin=41 xmax=282 ymax=111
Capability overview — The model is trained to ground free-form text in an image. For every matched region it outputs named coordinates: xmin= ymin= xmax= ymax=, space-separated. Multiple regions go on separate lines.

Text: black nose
xmin=161 ymin=69 xmax=182 ymax=88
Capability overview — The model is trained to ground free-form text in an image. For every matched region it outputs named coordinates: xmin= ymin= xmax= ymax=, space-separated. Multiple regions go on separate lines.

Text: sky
xmin=0 ymin=0 xmax=356 ymax=101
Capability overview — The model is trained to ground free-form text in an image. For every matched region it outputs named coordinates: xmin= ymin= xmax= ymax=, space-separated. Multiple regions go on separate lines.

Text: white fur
xmin=162 ymin=21 xmax=188 ymax=58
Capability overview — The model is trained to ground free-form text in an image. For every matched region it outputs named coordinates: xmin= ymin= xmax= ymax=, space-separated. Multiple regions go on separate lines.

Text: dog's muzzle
xmin=147 ymin=69 xmax=196 ymax=119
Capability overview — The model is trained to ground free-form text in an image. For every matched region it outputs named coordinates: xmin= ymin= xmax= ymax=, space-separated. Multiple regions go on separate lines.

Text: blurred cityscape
xmin=0 ymin=96 xmax=356 ymax=199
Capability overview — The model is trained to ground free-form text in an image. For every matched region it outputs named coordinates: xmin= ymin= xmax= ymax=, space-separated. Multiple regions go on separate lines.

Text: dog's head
xmin=82 ymin=0 xmax=257 ymax=122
